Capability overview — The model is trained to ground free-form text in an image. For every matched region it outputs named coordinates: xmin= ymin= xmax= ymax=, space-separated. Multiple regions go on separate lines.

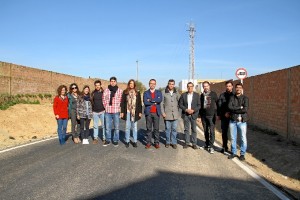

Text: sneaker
xmin=145 ymin=143 xmax=151 ymax=149
xmin=228 ymin=154 xmax=238 ymax=159
xmin=125 ymin=142 xmax=130 ymax=148
xmin=239 ymin=155 xmax=246 ymax=161
xmin=165 ymin=144 xmax=170 ymax=148
xmin=103 ymin=141 xmax=110 ymax=146
xmin=209 ymin=148 xmax=214 ymax=154
xmin=183 ymin=144 xmax=188 ymax=149
xmin=155 ymin=143 xmax=160 ymax=149
xmin=113 ymin=141 xmax=119 ymax=147
xmin=171 ymin=144 xmax=177 ymax=149
xmin=93 ymin=139 xmax=99 ymax=144
xmin=82 ymin=139 xmax=89 ymax=144
xmin=192 ymin=145 xmax=198 ymax=150
xmin=133 ymin=142 xmax=138 ymax=148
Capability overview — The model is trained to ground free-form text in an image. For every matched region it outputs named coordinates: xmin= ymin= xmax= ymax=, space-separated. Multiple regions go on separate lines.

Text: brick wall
xmin=210 ymin=65 xmax=300 ymax=141
xmin=0 ymin=61 xmax=126 ymax=95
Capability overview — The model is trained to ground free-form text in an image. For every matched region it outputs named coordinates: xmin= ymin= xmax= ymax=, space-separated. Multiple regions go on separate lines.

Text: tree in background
xmin=136 ymin=80 xmax=147 ymax=94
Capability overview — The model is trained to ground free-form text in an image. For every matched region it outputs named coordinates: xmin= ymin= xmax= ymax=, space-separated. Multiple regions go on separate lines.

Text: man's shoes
xmin=113 ymin=141 xmax=119 ymax=147
xmin=221 ymin=148 xmax=229 ymax=154
xmin=92 ymin=139 xmax=99 ymax=144
xmin=155 ymin=143 xmax=160 ymax=149
xmin=171 ymin=144 xmax=177 ymax=149
xmin=103 ymin=141 xmax=110 ymax=146
xmin=228 ymin=154 xmax=238 ymax=159
xmin=133 ymin=142 xmax=138 ymax=148
xmin=165 ymin=144 xmax=170 ymax=148
xmin=145 ymin=143 xmax=151 ymax=149
xmin=239 ymin=155 xmax=246 ymax=161
xmin=183 ymin=144 xmax=188 ymax=149
xmin=209 ymin=147 xmax=214 ymax=154
xmin=192 ymin=145 xmax=198 ymax=150
xmin=125 ymin=142 xmax=130 ymax=148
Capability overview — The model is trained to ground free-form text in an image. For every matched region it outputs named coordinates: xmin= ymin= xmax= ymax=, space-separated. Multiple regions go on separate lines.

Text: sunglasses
xmin=72 ymin=87 xmax=78 ymax=89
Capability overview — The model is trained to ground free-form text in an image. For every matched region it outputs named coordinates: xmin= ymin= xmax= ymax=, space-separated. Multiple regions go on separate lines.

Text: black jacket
xmin=199 ymin=91 xmax=218 ymax=117
xmin=218 ymin=91 xmax=234 ymax=119
xmin=120 ymin=91 xmax=142 ymax=122
xmin=178 ymin=92 xmax=201 ymax=120
xmin=91 ymin=90 xmax=105 ymax=112
xmin=228 ymin=94 xmax=249 ymax=122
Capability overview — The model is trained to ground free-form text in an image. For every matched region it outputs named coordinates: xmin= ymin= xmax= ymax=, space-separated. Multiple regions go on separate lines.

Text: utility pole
xmin=187 ymin=22 xmax=196 ymax=81
xmin=136 ymin=60 xmax=139 ymax=81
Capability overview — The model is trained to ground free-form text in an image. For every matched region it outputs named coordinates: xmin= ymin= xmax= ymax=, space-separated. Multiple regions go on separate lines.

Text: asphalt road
xmin=0 ymin=117 xmax=280 ymax=200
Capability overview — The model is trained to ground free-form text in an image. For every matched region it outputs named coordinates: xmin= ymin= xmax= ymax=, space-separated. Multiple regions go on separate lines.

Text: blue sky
xmin=1 ymin=0 xmax=299 ymax=88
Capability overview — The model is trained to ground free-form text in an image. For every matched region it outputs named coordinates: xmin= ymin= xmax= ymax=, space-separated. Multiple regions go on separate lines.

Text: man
xmin=217 ymin=80 xmax=234 ymax=153
xmin=199 ymin=81 xmax=218 ymax=154
xmin=91 ymin=80 xmax=105 ymax=144
xmin=179 ymin=82 xmax=200 ymax=149
xmin=161 ymin=79 xmax=180 ymax=149
xmin=102 ymin=77 xmax=123 ymax=146
xmin=228 ymin=83 xmax=249 ymax=161
xmin=143 ymin=79 xmax=163 ymax=149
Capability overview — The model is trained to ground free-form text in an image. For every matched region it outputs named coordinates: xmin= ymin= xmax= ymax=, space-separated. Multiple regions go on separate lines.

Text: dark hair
xmin=57 ymin=85 xmax=67 ymax=96
xmin=69 ymin=83 xmax=79 ymax=93
xmin=168 ymin=79 xmax=175 ymax=84
xmin=110 ymin=77 xmax=117 ymax=81
xmin=187 ymin=82 xmax=194 ymax=87
xmin=235 ymin=82 xmax=243 ymax=88
xmin=225 ymin=80 xmax=233 ymax=86
xmin=94 ymin=80 xmax=102 ymax=85
xmin=124 ymin=79 xmax=138 ymax=95
xmin=202 ymin=81 xmax=210 ymax=86
xmin=149 ymin=79 xmax=156 ymax=84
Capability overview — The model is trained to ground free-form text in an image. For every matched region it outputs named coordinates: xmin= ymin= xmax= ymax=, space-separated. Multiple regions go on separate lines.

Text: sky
xmin=0 ymin=0 xmax=299 ymax=88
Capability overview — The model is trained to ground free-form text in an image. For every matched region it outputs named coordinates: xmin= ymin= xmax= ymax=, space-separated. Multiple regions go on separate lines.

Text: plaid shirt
xmin=102 ymin=88 xmax=123 ymax=113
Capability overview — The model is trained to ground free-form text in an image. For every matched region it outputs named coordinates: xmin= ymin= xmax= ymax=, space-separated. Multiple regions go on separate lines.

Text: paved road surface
xmin=0 ymin=117 xmax=280 ymax=200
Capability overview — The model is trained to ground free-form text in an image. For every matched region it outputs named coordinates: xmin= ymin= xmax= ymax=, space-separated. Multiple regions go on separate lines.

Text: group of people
xmin=53 ymin=77 xmax=249 ymax=160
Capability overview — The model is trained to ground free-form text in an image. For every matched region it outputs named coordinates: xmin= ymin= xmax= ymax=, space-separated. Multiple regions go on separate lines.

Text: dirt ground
xmin=198 ymin=122 xmax=300 ymax=199
xmin=0 ymin=103 xmax=299 ymax=199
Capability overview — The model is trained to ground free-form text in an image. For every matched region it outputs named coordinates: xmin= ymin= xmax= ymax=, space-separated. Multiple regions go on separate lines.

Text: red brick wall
xmin=0 ymin=61 xmax=126 ymax=95
xmin=210 ymin=65 xmax=300 ymax=141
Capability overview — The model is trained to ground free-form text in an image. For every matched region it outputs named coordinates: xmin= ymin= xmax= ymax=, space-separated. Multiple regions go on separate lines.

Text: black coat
xmin=228 ymin=94 xmax=249 ymax=122
xmin=179 ymin=92 xmax=201 ymax=120
xmin=199 ymin=91 xmax=218 ymax=117
xmin=120 ymin=91 xmax=142 ymax=122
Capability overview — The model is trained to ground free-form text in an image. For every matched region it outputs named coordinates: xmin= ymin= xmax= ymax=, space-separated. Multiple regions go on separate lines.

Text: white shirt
xmin=169 ymin=90 xmax=173 ymax=96
xmin=187 ymin=92 xmax=193 ymax=109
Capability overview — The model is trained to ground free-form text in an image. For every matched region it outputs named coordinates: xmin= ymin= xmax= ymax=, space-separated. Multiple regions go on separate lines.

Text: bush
xmin=38 ymin=94 xmax=44 ymax=99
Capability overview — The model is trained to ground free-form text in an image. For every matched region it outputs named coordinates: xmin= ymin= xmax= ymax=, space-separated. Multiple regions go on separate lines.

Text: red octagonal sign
xmin=236 ymin=68 xmax=248 ymax=80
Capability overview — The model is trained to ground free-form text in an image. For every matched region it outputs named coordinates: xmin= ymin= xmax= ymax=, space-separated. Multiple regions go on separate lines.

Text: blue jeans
xmin=125 ymin=112 xmax=137 ymax=143
xmin=165 ymin=120 xmax=178 ymax=144
xmin=57 ymin=119 xmax=68 ymax=145
xmin=105 ymin=112 xmax=120 ymax=142
xmin=230 ymin=120 xmax=247 ymax=156
xmin=93 ymin=112 xmax=105 ymax=140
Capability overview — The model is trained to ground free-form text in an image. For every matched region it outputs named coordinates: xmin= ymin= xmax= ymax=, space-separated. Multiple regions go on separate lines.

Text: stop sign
xmin=236 ymin=68 xmax=247 ymax=80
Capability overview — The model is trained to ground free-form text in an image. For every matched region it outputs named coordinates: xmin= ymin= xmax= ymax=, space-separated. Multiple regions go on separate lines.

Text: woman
xmin=77 ymin=85 xmax=93 ymax=144
xmin=53 ymin=85 xmax=69 ymax=145
xmin=67 ymin=83 xmax=81 ymax=144
xmin=120 ymin=79 xmax=142 ymax=148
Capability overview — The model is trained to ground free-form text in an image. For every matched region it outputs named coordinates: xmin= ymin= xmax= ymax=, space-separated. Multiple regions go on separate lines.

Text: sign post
xmin=235 ymin=68 xmax=248 ymax=84
xmin=235 ymin=68 xmax=247 ymax=94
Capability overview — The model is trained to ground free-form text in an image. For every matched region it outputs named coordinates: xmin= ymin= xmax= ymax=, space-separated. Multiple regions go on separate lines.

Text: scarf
xmin=83 ymin=95 xmax=90 ymax=101
xmin=108 ymin=85 xmax=118 ymax=106
xmin=127 ymin=90 xmax=136 ymax=121
xmin=203 ymin=91 xmax=211 ymax=109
